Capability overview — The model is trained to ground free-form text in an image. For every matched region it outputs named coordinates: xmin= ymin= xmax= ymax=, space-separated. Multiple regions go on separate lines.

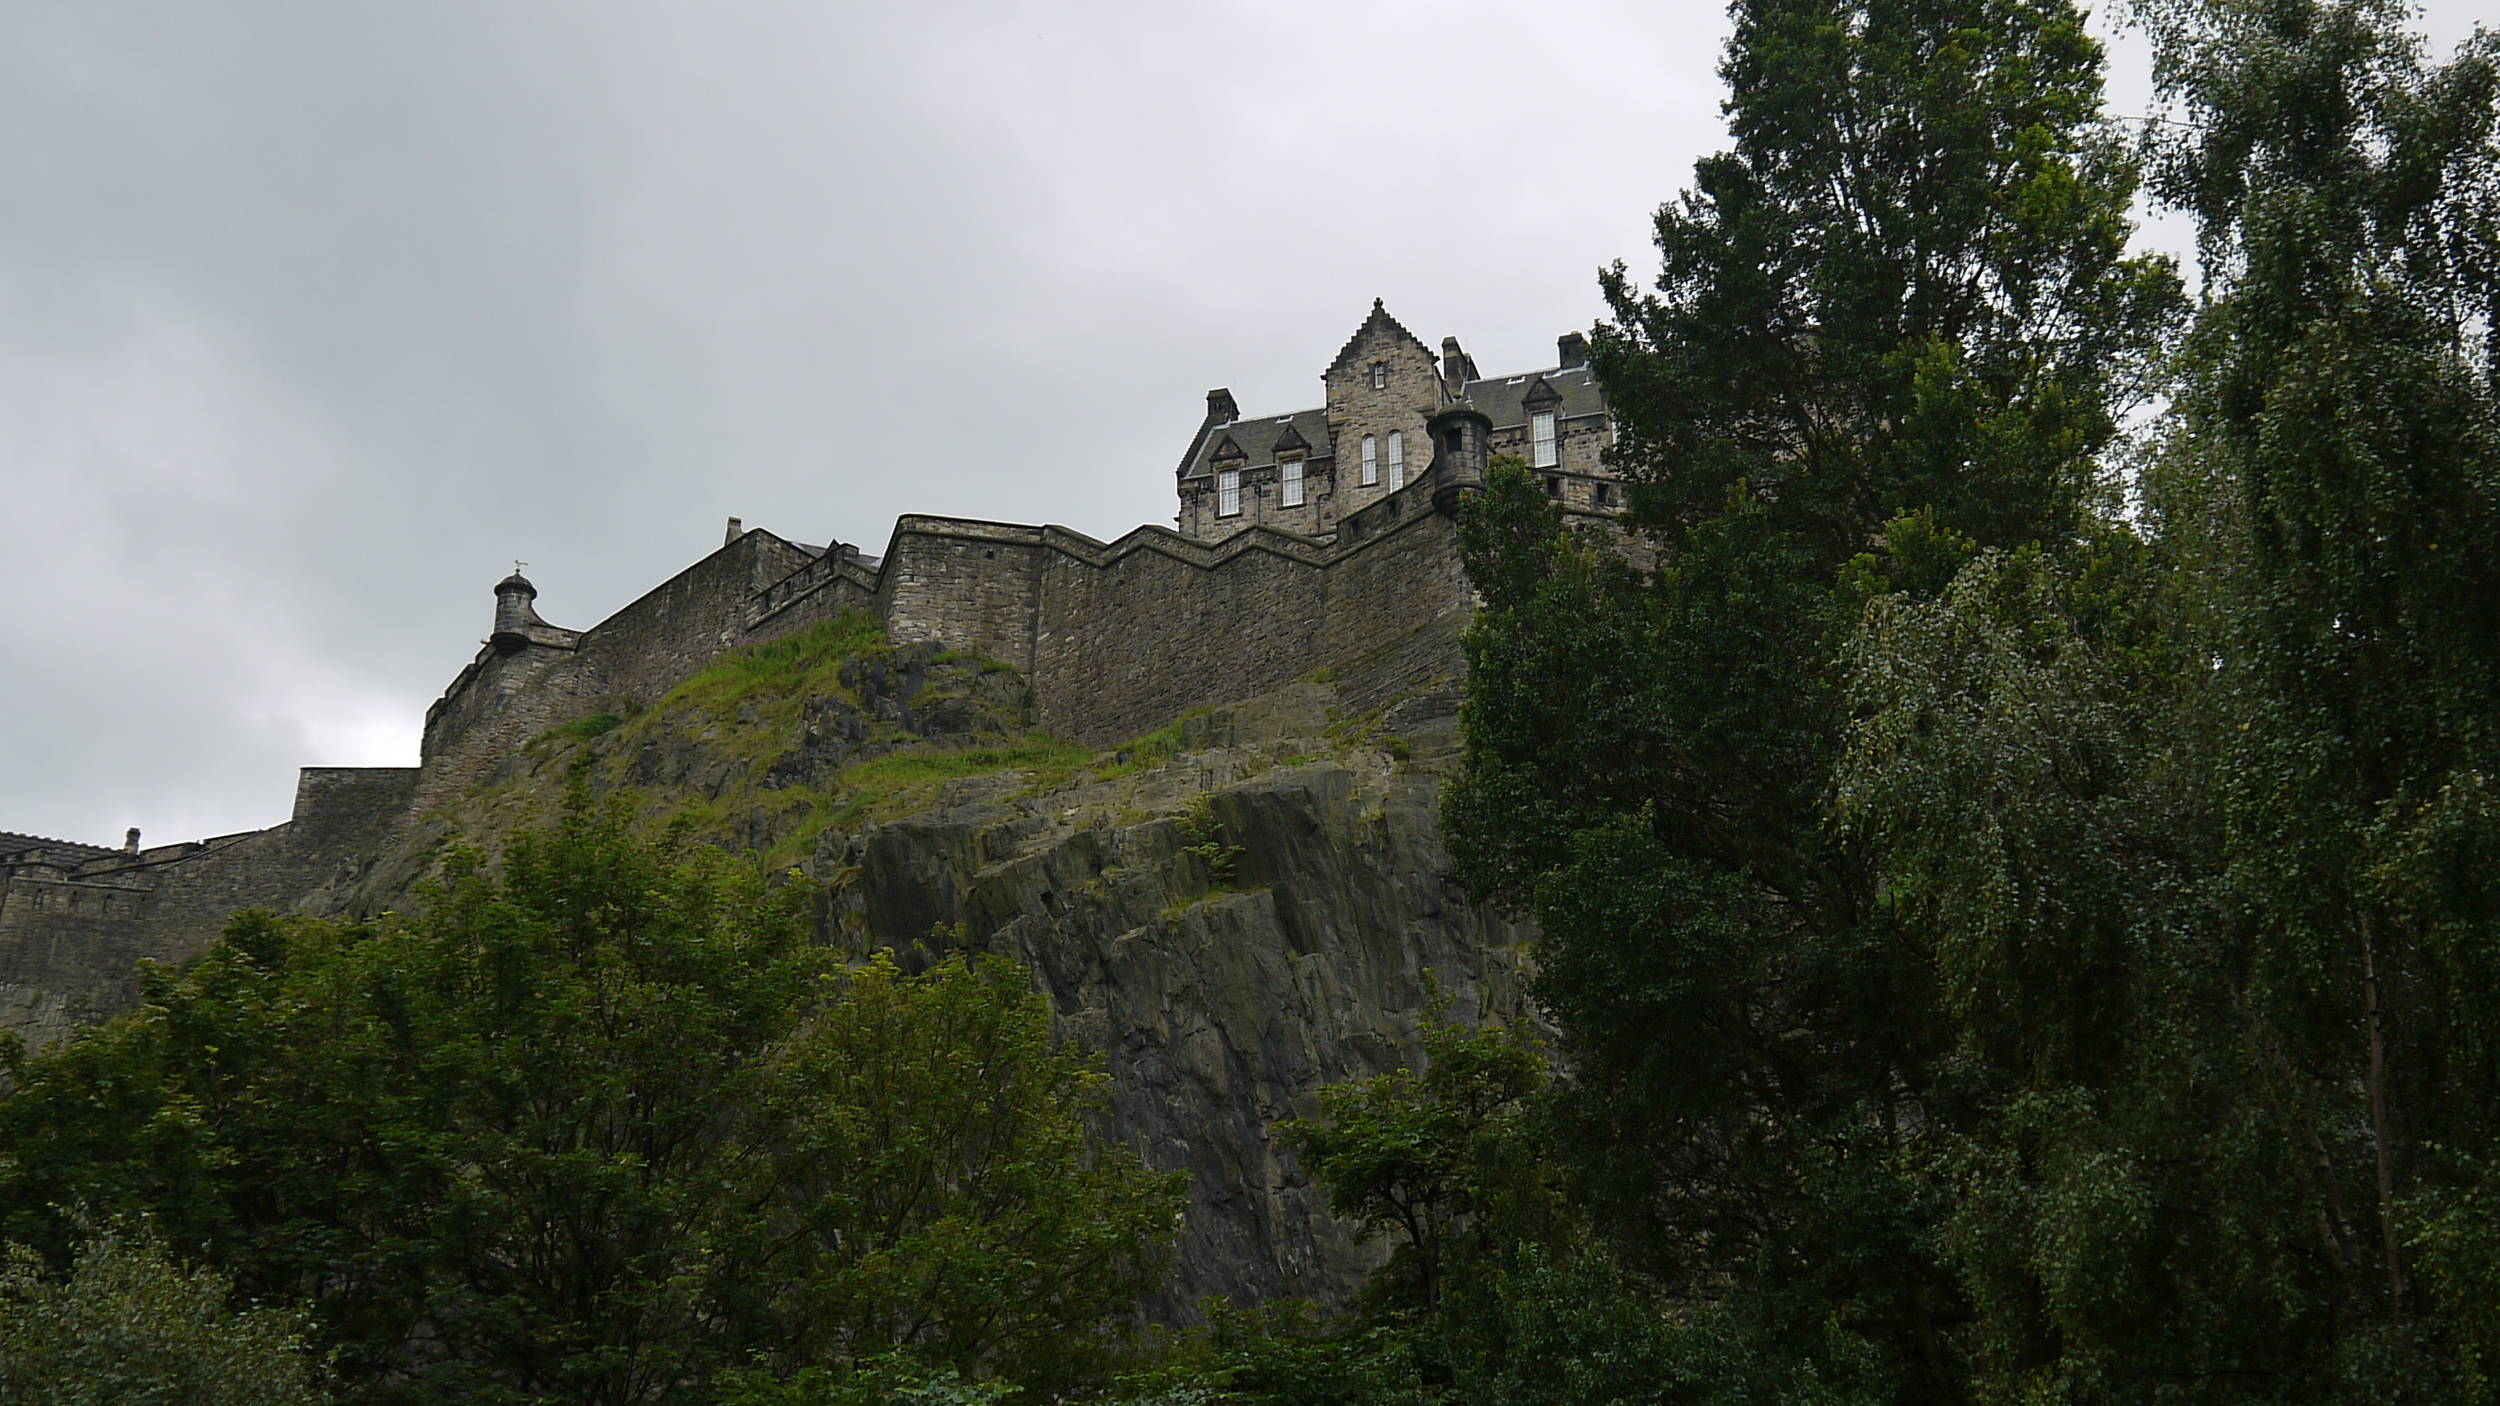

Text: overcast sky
xmin=1 ymin=1 xmax=2485 ymax=847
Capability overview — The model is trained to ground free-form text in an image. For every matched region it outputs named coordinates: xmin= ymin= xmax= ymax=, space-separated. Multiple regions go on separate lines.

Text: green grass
xmin=833 ymin=734 xmax=1095 ymax=823
xmin=657 ymin=610 xmax=886 ymax=718
xmin=1089 ymin=706 xmax=1214 ymax=780
xmin=562 ymin=712 xmax=625 ymax=741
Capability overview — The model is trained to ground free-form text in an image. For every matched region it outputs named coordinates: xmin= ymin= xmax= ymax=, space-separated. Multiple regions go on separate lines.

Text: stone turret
xmin=1427 ymin=404 xmax=1493 ymax=515
xmin=491 ymin=571 xmax=545 ymax=653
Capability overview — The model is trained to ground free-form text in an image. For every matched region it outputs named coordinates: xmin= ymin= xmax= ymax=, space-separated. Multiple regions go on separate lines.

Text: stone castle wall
xmin=1 ymin=766 xmax=418 ymax=1048
xmin=740 ymin=465 xmax=1472 ymax=750
xmin=6 ymin=465 xmax=1492 ymax=1052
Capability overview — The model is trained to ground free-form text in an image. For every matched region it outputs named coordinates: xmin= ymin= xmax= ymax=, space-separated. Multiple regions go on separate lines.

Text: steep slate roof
xmin=1179 ymin=407 xmax=1335 ymax=481
xmin=1461 ymin=363 xmax=1606 ymax=428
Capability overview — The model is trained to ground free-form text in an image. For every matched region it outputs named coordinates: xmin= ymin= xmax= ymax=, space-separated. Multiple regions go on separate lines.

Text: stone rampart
xmin=745 ymin=467 xmax=1471 ymax=747
xmin=5 ymin=469 xmax=1491 ymax=1053
xmin=0 ymin=766 xmax=418 ymax=1049
xmin=418 ymin=531 xmax=817 ymax=810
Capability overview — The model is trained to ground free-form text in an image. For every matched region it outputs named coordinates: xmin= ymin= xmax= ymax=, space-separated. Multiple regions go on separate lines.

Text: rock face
xmin=7 ymin=633 xmax=1531 ymax=1313
xmin=812 ymin=682 xmax=1534 ymax=1312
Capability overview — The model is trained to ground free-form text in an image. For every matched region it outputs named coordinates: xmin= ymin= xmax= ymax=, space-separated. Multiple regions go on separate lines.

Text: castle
xmin=0 ymin=302 xmax=1619 ymax=1047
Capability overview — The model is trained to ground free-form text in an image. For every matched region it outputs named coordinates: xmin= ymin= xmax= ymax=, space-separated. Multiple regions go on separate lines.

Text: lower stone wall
xmin=0 ymin=765 xmax=420 ymax=1051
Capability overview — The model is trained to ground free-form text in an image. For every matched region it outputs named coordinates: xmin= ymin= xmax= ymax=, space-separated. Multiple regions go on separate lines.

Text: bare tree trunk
xmin=2361 ymin=912 xmax=2406 ymax=1315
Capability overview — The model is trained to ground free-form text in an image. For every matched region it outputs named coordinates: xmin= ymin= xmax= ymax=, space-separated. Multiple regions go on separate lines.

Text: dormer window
xmin=1370 ymin=362 xmax=1388 ymax=390
xmin=1218 ymin=468 xmax=1241 ymax=517
xmin=1360 ymin=435 xmax=1378 ymax=486
xmin=1532 ymin=410 xmax=1558 ymax=468
xmin=1280 ymin=458 xmax=1306 ymax=508
xmin=1387 ymin=430 xmax=1405 ymax=490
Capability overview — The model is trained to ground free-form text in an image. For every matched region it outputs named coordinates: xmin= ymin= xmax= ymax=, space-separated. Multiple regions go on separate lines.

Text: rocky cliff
xmin=15 ymin=617 xmax=1532 ymax=1313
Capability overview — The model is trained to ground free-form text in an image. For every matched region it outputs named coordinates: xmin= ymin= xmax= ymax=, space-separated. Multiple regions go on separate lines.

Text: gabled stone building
xmin=1172 ymin=299 xmax=1618 ymax=540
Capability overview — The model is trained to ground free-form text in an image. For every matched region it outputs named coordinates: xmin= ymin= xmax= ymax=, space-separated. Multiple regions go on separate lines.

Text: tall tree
xmin=1830 ymin=0 xmax=2500 ymax=1392
xmin=1447 ymin=0 xmax=2179 ymax=1390
xmin=2142 ymin=0 xmax=2500 ymax=1373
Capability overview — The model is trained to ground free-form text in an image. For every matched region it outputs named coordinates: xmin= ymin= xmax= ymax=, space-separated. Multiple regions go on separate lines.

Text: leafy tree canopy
xmin=0 ymin=795 xmax=1183 ymax=1404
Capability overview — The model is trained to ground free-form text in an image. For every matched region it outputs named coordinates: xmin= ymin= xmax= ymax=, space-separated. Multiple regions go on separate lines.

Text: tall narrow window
xmin=1360 ymin=435 xmax=1378 ymax=486
xmin=1370 ymin=362 xmax=1388 ymax=390
xmin=1387 ymin=430 xmax=1405 ymax=489
xmin=1218 ymin=468 xmax=1241 ymax=517
xmin=1531 ymin=410 xmax=1558 ymax=468
xmin=1281 ymin=458 xmax=1305 ymax=507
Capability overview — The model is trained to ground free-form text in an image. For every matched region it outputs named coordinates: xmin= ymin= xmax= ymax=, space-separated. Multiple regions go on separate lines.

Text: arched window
xmin=1387 ymin=430 xmax=1405 ymax=489
xmin=1360 ymin=435 xmax=1378 ymax=486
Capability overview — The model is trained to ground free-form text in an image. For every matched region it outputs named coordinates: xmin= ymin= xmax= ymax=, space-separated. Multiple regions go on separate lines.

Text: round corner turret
xmin=1428 ymin=404 xmax=1494 ymax=516
xmin=491 ymin=571 xmax=543 ymax=652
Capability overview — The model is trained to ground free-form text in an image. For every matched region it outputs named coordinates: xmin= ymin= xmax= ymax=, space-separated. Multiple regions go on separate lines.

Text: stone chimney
xmin=1206 ymin=388 xmax=1239 ymax=424
xmin=1557 ymin=331 xmax=1589 ymax=369
xmin=724 ymin=516 xmax=743 ymax=545
xmin=1440 ymin=336 xmax=1473 ymax=387
xmin=123 ymin=827 xmax=140 ymax=855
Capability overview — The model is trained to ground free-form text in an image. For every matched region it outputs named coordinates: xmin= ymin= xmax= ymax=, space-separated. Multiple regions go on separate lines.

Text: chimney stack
xmin=123 ymin=827 xmax=140 ymax=854
xmin=725 ymin=516 xmax=744 ymax=545
xmin=1557 ymin=331 xmax=1589 ymax=369
xmin=1206 ymin=388 xmax=1239 ymax=424
xmin=1441 ymin=336 xmax=1468 ymax=386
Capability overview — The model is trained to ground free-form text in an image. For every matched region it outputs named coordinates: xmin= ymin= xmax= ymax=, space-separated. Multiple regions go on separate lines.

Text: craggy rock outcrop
xmin=9 ymin=638 xmax=1532 ymax=1313
xmin=815 ymin=685 xmax=1533 ymax=1312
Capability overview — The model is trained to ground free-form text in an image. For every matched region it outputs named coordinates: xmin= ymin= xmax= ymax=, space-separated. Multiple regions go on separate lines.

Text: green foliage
xmin=1175 ymin=794 xmax=1245 ymax=890
xmin=559 ymin=711 xmax=626 ymax=742
xmin=667 ymin=610 xmax=888 ymax=713
xmin=0 ymin=792 xmax=1182 ymax=1402
xmin=0 ymin=1225 xmax=328 ymax=1406
xmin=1447 ymin=0 xmax=2500 ymax=1394
xmin=840 ymin=734 xmax=1094 ymax=811
xmin=1449 ymin=0 xmax=2187 ymax=1392
xmin=1276 ymin=998 xmax=1544 ymax=1313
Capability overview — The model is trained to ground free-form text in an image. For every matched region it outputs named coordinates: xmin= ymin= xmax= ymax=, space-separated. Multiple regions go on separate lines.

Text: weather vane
xmin=513 ymin=559 xmax=527 ymax=575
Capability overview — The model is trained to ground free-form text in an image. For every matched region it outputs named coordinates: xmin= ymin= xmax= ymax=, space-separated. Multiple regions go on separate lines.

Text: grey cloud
xmin=4 ymin=0 xmax=1727 ymax=844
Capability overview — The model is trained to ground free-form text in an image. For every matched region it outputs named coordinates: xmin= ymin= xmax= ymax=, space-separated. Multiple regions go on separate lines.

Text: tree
xmin=0 ymin=1223 xmax=327 ymax=1406
xmin=0 ymin=795 xmax=1183 ymax=1402
xmin=1823 ymin=0 xmax=2500 ymax=1391
xmin=1277 ymin=998 xmax=1546 ymax=1314
xmin=1448 ymin=0 xmax=2179 ymax=1389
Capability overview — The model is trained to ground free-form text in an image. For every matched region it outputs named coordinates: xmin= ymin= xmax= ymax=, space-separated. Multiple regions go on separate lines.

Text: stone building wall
xmin=1322 ymin=311 xmax=1444 ymax=522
